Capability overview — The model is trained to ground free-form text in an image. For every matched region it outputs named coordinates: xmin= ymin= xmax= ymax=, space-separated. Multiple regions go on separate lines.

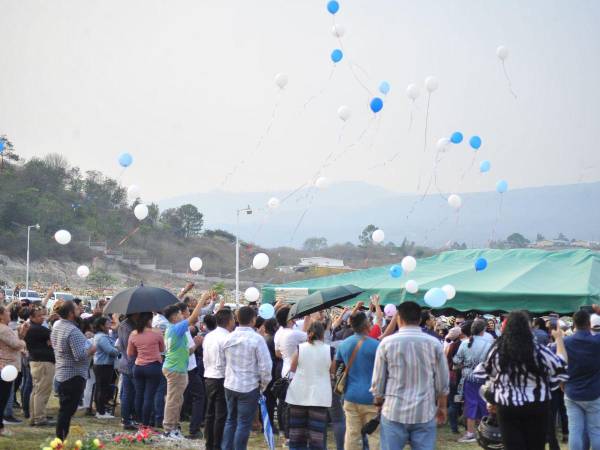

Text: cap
xmin=591 ymin=314 xmax=600 ymax=331
xmin=446 ymin=326 xmax=461 ymax=341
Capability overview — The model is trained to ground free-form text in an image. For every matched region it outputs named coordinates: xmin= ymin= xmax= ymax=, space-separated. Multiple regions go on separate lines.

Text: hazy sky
xmin=1 ymin=0 xmax=600 ymax=203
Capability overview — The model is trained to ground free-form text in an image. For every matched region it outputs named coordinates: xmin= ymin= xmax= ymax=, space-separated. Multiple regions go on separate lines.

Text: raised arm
xmin=178 ymin=282 xmax=195 ymax=300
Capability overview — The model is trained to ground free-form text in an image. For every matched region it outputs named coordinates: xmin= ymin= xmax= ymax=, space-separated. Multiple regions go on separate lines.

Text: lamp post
xmin=26 ymin=224 xmax=40 ymax=293
xmin=235 ymin=206 xmax=252 ymax=307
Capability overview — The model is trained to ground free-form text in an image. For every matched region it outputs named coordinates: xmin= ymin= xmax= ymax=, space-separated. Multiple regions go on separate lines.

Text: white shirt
xmin=275 ymin=328 xmax=307 ymax=377
xmin=152 ymin=314 xmax=169 ymax=333
xmin=202 ymin=327 xmax=230 ymax=379
xmin=186 ymin=331 xmax=197 ymax=371
xmin=285 ymin=341 xmax=332 ymax=407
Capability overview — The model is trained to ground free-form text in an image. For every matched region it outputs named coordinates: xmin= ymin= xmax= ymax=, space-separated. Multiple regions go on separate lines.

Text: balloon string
xmin=408 ymin=102 xmax=415 ymax=132
xmin=330 ymin=116 xmax=376 ymax=164
xmin=422 ymin=214 xmax=450 ymax=247
xmin=459 ymin=153 xmax=477 ymax=185
xmin=289 ymin=187 xmax=318 ymax=244
xmin=422 ymin=93 xmax=432 ymax=154
xmin=489 ymin=194 xmax=504 ymax=244
xmin=301 ymin=65 xmax=337 ymax=111
xmin=501 ymin=61 xmax=517 ymax=99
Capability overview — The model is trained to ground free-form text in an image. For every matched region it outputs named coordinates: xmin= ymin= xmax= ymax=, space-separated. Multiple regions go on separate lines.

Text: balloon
xmin=118 ymin=153 xmax=133 ymax=168
xmin=480 ymin=160 xmax=491 ymax=173
xmin=389 ymin=265 xmax=403 ymax=279
xmin=496 ymin=180 xmax=508 ymax=194
xmin=0 ymin=141 xmax=4 ymax=154
xmin=1 ymin=365 xmax=17 ymax=382
xmin=337 ymin=105 xmax=351 ymax=121
xmin=424 ymin=76 xmax=439 ymax=93
xmin=315 ymin=176 xmax=330 ymax=189
xmin=127 ymin=184 xmax=141 ymax=199
xmin=448 ymin=194 xmax=462 ymax=209
xmin=54 ymin=230 xmax=72 ymax=245
xmin=189 ymin=257 xmax=203 ymax=272
xmin=469 ymin=135 xmax=482 ymax=150
xmin=245 ymin=287 xmax=260 ymax=302
xmin=384 ymin=304 xmax=396 ymax=317
xmin=450 ymin=131 xmax=463 ymax=144
xmin=372 ymin=229 xmax=385 ymax=243
xmin=274 ymin=73 xmax=288 ymax=89
xmin=424 ymin=288 xmax=447 ymax=308
xmin=475 ymin=257 xmax=488 ymax=272
xmin=134 ymin=203 xmax=149 ymax=221
xmin=401 ymin=256 xmax=417 ymax=273
xmin=253 ymin=253 xmax=270 ymax=270
xmin=267 ymin=197 xmax=280 ymax=209
xmin=331 ymin=49 xmax=343 ymax=63
xmin=331 ymin=24 xmax=345 ymax=38
xmin=327 ymin=0 xmax=340 ymax=14
xmin=406 ymin=83 xmax=420 ymax=100
xmin=405 ymin=279 xmax=419 ymax=294
xmin=379 ymin=81 xmax=391 ymax=95
xmin=370 ymin=97 xmax=383 ymax=113
xmin=76 ymin=265 xmax=90 ymax=278
xmin=496 ymin=45 xmax=509 ymax=61
xmin=258 ymin=303 xmax=275 ymax=319
xmin=442 ymin=284 xmax=456 ymax=300
xmin=436 ymin=138 xmax=450 ymax=152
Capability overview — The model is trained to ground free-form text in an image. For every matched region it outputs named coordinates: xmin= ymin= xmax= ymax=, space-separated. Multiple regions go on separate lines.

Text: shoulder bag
xmin=334 ymin=337 xmax=365 ymax=396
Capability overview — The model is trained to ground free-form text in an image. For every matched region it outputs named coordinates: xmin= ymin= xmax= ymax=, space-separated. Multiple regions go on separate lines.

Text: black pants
xmin=551 ymin=388 xmax=568 ymax=435
xmin=0 ymin=380 xmax=13 ymax=430
xmin=183 ymin=367 xmax=205 ymax=434
xmin=264 ymin=380 xmax=279 ymax=434
xmin=497 ymin=402 xmax=549 ymax=450
xmin=93 ymin=365 xmax=114 ymax=415
xmin=204 ymin=378 xmax=227 ymax=450
xmin=56 ymin=376 xmax=86 ymax=440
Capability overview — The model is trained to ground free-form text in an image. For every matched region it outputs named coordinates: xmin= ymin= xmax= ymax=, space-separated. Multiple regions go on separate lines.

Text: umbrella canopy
xmin=288 ymin=284 xmax=364 ymax=320
xmin=103 ymin=286 xmax=179 ymax=315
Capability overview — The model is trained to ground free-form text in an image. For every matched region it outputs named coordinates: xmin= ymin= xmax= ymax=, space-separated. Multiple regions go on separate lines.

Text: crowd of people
xmin=0 ymin=282 xmax=599 ymax=450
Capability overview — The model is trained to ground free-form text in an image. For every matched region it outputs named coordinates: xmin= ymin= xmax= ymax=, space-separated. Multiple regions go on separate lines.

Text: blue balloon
xmin=258 ymin=303 xmax=275 ymax=319
xmin=379 ymin=81 xmax=391 ymax=95
xmin=331 ymin=49 xmax=343 ymax=63
xmin=469 ymin=135 xmax=482 ymax=150
xmin=0 ymin=141 xmax=4 ymax=154
xmin=118 ymin=152 xmax=133 ymax=168
xmin=370 ymin=97 xmax=384 ymax=113
xmin=496 ymin=180 xmax=508 ymax=194
xmin=450 ymin=131 xmax=463 ymax=144
xmin=424 ymin=288 xmax=447 ymax=308
xmin=327 ymin=0 xmax=340 ymax=14
xmin=475 ymin=257 xmax=488 ymax=272
xmin=480 ymin=160 xmax=491 ymax=173
xmin=389 ymin=265 xmax=403 ymax=278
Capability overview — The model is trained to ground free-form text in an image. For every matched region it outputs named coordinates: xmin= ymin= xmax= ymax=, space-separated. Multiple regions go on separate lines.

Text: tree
xmin=303 ymin=237 xmax=328 ymax=252
xmin=178 ymin=204 xmax=204 ymax=238
xmin=536 ymin=233 xmax=545 ymax=242
xmin=506 ymin=233 xmax=530 ymax=248
xmin=556 ymin=232 xmax=568 ymax=241
xmin=358 ymin=225 xmax=378 ymax=246
xmin=86 ymin=268 xmax=118 ymax=289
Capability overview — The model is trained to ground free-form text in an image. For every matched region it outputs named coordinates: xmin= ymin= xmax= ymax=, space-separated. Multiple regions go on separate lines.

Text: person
xmin=285 ymin=321 xmax=333 ymax=450
xmin=563 ymin=308 xmax=600 ymax=450
xmin=533 ymin=317 xmax=550 ymax=346
xmin=275 ymin=306 xmax=310 ymax=378
xmin=371 ymin=301 xmax=449 ymax=450
xmin=452 ymin=319 xmax=492 ymax=442
xmin=50 ymin=301 xmax=97 ymax=440
xmin=444 ymin=325 xmax=463 ymax=434
xmin=486 ymin=318 xmax=499 ymax=340
xmin=92 ymin=316 xmax=119 ymax=419
xmin=115 ymin=314 xmax=137 ymax=430
xmin=203 ymin=308 xmax=234 ymax=450
xmin=127 ymin=312 xmax=165 ymax=427
xmin=474 ymin=310 xmax=568 ymax=450
xmin=24 ymin=306 xmax=55 ymax=427
xmin=335 ymin=311 xmax=380 ymax=450
xmin=420 ymin=309 xmax=442 ymax=341
xmin=221 ymin=306 xmax=272 ymax=450
xmin=261 ymin=317 xmax=280 ymax=435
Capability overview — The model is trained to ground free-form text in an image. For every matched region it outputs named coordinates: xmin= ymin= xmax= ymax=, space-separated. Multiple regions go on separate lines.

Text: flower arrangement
xmin=113 ymin=427 xmax=158 ymax=446
xmin=41 ymin=437 xmax=104 ymax=450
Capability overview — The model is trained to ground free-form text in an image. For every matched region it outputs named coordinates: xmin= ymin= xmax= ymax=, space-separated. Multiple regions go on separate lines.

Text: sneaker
xmin=2 ymin=416 xmax=22 ymax=425
xmin=122 ymin=422 xmax=137 ymax=431
xmin=0 ymin=429 xmax=13 ymax=437
xmin=95 ymin=412 xmax=115 ymax=419
xmin=164 ymin=430 xmax=185 ymax=440
xmin=458 ymin=432 xmax=477 ymax=443
xmin=186 ymin=431 xmax=203 ymax=440
xmin=31 ymin=420 xmax=56 ymax=427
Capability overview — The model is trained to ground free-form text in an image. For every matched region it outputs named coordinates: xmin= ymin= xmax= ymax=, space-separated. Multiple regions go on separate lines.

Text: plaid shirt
xmin=51 ymin=319 xmax=90 ymax=382
xmin=223 ymin=326 xmax=272 ymax=393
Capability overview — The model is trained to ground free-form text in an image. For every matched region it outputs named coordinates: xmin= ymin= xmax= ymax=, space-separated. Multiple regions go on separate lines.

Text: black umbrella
xmin=103 ymin=286 xmax=180 ymax=315
xmin=288 ymin=284 xmax=364 ymax=320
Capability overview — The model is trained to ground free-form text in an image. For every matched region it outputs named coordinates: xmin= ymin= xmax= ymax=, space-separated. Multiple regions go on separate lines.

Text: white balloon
xmin=496 ymin=45 xmax=509 ymax=61
xmin=127 ymin=184 xmax=141 ymax=199
xmin=448 ymin=194 xmax=462 ymax=209
xmin=252 ymin=253 xmax=270 ymax=270
xmin=244 ymin=287 xmax=260 ymax=302
xmin=274 ymin=73 xmax=288 ymax=89
xmin=424 ymin=76 xmax=439 ymax=93
xmin=372 ymin=229 xmax=385 ymax=243
xmin=315 ymin=176 xmax=330 ymax=189
xmin=76 ymin=265 xmax=90 ymax=278
xmin=401 ymin=256 xmax=417 ymax=273
xmin=267 ymin=197 xmax=280 ymax=209
xmin=405 ymin=279 xmax=419 ymax=294
xmin=134 ymin=203 xmax=149 ymax=221
xmin=1 ymin=365 xmax=17 ymax=382
xmin=436 ymin=138 xmax=450 ymax=152
xmin=406 ymin=83 xmax=420 ymax=100
xmin=189 ymin=257 xmax=203 ymax=272
xmin=331 ymin=24 xmax=345 ymax=38
xmin=54 ymin=230 xmax=72 ymax=245
xmin=337 ymin=105 xmax=351 ymax=121
xmin=442 ymin=284 xmax=457 ymax=300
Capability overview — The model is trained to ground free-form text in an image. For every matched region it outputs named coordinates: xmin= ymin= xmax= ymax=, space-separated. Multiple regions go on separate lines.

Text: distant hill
xmin=160 ymin=181 xmax=600 ymax=248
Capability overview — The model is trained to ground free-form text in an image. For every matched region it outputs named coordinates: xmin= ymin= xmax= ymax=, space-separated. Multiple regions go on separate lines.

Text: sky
xmin=1 ymin=0 xmax=600 ymax=203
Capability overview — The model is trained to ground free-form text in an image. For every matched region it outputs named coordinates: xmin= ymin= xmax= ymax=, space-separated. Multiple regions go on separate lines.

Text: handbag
xmin=334 ymin=337 xmax=365 ymax=395
xmin=271 ymin=373 xmax=291 ymax=399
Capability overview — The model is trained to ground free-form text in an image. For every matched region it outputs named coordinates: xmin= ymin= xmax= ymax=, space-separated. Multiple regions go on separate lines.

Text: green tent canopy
xmin=262 ymin=249 xmax=600 ymax=314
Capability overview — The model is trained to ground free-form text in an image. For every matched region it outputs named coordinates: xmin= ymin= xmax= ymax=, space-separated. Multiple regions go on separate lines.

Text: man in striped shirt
xmin=371 ymin=301 xmax=449 ymax=450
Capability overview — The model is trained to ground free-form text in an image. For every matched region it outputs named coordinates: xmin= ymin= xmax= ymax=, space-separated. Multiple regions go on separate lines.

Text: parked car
xmin=18 ymin=290 xmax=42 ymax=302
xmin=46 ymin=291 xmax=75 ymax=313
xmin=1 ymin=288 xmax=14 ymax=302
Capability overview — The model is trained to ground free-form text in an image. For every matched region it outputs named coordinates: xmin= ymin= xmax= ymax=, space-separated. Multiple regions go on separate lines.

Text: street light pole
xmin=235 ymin=206 xmax=252 ymax=308
xmin=25 ymin=224 xmax=40 ymax=293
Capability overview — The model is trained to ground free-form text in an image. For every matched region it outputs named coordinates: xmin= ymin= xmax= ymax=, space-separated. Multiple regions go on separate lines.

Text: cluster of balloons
xmin=259 ymin=303 xmax=275 ymax=319
xmin=424 ymin=284 xmax=456 ymax=308
xmin=118 ymin=153 xmax=133 ymax=168
xmin=450 ymin=132 xmax=481 ymax=150
xmin=189 ymin=257 xmax=203 ymax=272
xmin=475 ymin=257 xmax=488 ymax=271
xmin=252 ymin=253 xmax=269 ymax=270
xmin=134 ymin=203 xmax=149 ymax=221
xmin=245 ymin=286 xmax=260 ymax=302
xmin=372 ymin=229 xmax=385 ymax=243
xmin=54 ymin=229 xmax=72 ymax=245
xmin=77 ymin=265 xmax=90 ymax=278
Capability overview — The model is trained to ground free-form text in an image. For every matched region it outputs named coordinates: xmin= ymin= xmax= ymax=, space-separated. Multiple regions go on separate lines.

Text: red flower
xmin=137 ymin=435 xmax=143 ymax=442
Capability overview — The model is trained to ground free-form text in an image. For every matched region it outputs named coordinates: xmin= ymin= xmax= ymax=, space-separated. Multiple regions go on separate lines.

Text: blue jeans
xmin=3 ymin=383 xmax=14 ymax=417
xmin=21 ymin=361 xmax=32 ymax=417
xmin=565 ymin=395 xmax=600 ymax=450
xmin=132 ymin=362 xmax=162 ymax=426
xmin=380 ymin=416 xmax=437 ymax=450
xmin=120 ymin=372 xmax=136 ymax=424
xmin=221 ymin=388 xmax=259 ymax=450
xmin=153 ymin=370 xmax=167 ymax=426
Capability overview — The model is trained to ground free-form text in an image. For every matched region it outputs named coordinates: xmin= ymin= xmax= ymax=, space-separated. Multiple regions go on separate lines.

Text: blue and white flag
xmin=259 ymin=394 xmax=275 ymax=450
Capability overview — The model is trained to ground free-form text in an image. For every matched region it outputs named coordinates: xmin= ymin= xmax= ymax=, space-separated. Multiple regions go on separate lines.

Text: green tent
xmin=262 ymin=249 xmax=600 ymax=314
